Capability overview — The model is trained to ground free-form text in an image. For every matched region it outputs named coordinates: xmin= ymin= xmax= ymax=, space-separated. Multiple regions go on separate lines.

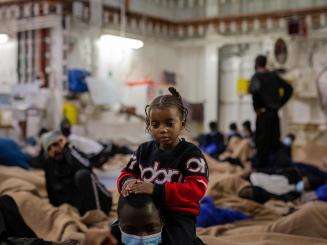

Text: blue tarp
xmin=68 ymin=69 xmax=90 ymax=93
xmin=316 ymin=184 xmax=327 ymax=201
xmin=196 ymin=196 xmax=249 ymax=228
xmin=0 ymin=138 xmax=30 ymax=169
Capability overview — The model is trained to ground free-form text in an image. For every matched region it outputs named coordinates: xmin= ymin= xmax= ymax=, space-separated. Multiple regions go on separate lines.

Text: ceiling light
xmin=0 ymin=34 xmax=9 ymax=44
xmin=99 ymin=34 xmax=143 ymax=50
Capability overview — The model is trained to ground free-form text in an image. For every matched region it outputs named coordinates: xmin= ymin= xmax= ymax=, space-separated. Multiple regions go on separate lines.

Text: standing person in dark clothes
xmin=117 ymin=87 xmax=208 ymax=245
xmin=250 ymin=55 xmax=293 ymax=171
xmin=41 ymin=131 xmax=112 ymax=216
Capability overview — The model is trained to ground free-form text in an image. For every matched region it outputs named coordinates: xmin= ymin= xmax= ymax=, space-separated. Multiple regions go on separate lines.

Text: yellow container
xmin=63 ymin=102 xmax=78 ymax=125
xmin=236 ymin=78 xmax=250 ymax=96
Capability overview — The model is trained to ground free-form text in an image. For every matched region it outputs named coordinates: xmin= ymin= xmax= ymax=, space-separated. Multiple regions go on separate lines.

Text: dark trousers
xmin=292 ymin=162 xmax=327 ymax=190
xmin=74 ymin=169 xmax=112 ymax=215
xmin=254 ymin=109 xmax=281 ymax=170
xmin=239 ymin=185 xmax=300 ymax=204
xmin=161 ymin=212 xmax=204 ymax=245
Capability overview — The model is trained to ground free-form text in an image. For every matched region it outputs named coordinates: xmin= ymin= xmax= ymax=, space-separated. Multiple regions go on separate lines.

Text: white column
xmin=203 ymin=44 xmax=219 ymax=130
xmin=90 ymin=0 xmax=103 ymax=27
xmin=49 ymin=21 xmax=64 ymax=128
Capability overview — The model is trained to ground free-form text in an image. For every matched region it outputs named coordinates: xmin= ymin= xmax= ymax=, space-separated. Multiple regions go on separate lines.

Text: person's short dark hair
xmin=242 ymin=120 xmax=251 ymax=130
xmin=118 ymin=194 xmax=155 ymax=217
xmin=60 ymin=118 xmax=71 ymax=137
xmin=230 ymin=134 xmax=242 ymax=141
xmin=229 ymin=122 xmax=238 ymax=131
xmin=38 ymin=128 xmax=49 ymax=137
xmin=286 ymin=133 xmax=296 ymax=141
xmin=209 ymin=121 xmax=218 ymax=132
xmin=255 ymin=55 xmax=267 ymax=70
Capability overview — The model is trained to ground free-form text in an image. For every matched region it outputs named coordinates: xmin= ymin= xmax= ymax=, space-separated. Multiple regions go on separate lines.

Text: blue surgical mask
xmin=296 ymin=181 xmax=304 ymax=192
xmin=121 ymin=231 xmax=161 ymax=245
xmin=282 ymin=137 xmax=292 ymax=146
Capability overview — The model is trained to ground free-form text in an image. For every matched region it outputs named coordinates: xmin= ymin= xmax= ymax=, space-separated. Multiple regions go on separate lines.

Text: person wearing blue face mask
xmin=282 ymin=133 xmax=295 ymax=160
xmin=110 ymin=194 xmax=163 ymax=245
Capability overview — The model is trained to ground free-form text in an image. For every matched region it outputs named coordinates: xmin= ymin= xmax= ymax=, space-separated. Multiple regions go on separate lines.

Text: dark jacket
xmin=250 ymin=71 xmax=293 ymax=111
xmin=44 ymin=144 xmax=90 ymax=207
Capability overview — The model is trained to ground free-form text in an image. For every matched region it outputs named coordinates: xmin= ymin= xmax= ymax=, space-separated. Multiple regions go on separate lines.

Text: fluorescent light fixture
xmin=100 ymin=34 xmax=143 ymax=50
xmin=0 ymin=34 xmax=9 ymax=44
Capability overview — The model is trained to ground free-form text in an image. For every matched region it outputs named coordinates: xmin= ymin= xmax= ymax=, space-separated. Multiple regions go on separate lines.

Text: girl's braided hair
xmin=145 ymin=87 xmax=188 ymax=132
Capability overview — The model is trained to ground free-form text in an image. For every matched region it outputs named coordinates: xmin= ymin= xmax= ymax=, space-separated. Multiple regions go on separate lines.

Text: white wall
xmin=177 ymin=46 xmax=205 ymax=102
xmin=68 ymin=25 xmax=327 ymax=137
xmin=96 ymin=39 xmax=179 ymax=90
xmin=68 ymin=27 xmax=194 ymax=114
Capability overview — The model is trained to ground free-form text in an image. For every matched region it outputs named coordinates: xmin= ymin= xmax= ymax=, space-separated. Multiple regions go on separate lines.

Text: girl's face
xmin=149 ymin=107 xmax=185 ymax=150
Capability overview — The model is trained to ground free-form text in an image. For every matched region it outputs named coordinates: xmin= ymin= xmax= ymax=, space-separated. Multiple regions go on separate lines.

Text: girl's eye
xmin=167 ymin=122 xmax=173 ymax=127
xmin=151 ymin=122 xmax=159 ymax=128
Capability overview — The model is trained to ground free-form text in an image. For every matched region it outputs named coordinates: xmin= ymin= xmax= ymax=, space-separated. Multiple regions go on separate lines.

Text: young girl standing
xmin=117 ymin=87 xmax=209 ymax=244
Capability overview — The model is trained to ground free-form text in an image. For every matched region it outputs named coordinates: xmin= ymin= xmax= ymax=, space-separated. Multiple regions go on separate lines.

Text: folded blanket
xmin=0 ymin=166 xmax=46 ymax=197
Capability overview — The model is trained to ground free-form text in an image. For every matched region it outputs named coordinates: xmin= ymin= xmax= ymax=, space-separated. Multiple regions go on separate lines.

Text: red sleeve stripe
xmin=164 ymin=175 xmax=208 ymax=215
xmin=116 ymin=170 xmax=138 ymax=193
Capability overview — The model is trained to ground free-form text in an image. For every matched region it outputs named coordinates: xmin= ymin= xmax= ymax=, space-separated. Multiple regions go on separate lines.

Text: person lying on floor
xmin=239 ymin=166 xmax=327 ymax=204
xmin=0 ymin=195 xmax=77 ymax=245
xmin=41 ymin=131 xmax=112 ymax=216
xmin=60 ymin=118 xmax=133 ymax=168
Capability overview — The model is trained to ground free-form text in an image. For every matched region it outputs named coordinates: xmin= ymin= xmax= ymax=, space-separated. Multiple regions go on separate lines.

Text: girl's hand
xmin=130 ymin=181 xmax=154 ymax=195
xmin=121 ymin=179 xmax=138 ymax=197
